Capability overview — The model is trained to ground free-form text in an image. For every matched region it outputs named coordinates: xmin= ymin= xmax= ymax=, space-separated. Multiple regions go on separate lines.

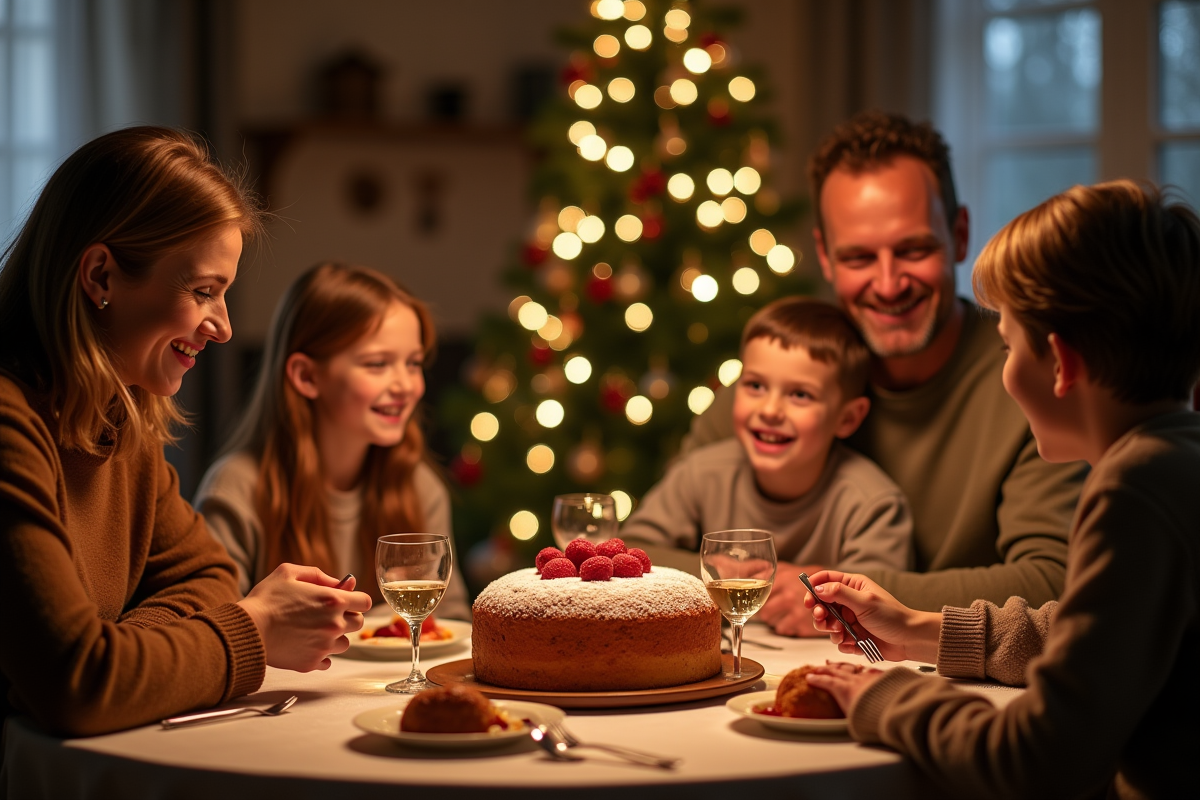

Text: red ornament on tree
xmin=698 ymin=32 xmax=722 ymax=48
xmin=529 ymin=344 xmax=553 ymax=366
xmin=585 ymin=275 xmax=614 ymax=303
xmin=450 ymin=455 xmax=483 ymax=487
xmin=707 ymin=97 xmax=732 ymax=127
xmin=641 ymin=212 xmax=664 ymax=240
xmin=560 ymin=54 xmax=594 ymax=86
xmin=628 ymin=168 xmax=666 ymax=204
xmin=600 ymin=384 xmax=628 ymax=413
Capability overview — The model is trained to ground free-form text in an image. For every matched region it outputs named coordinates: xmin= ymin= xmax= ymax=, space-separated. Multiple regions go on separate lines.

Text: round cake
xmin=471 ymin=566 xmax=722 ymax=692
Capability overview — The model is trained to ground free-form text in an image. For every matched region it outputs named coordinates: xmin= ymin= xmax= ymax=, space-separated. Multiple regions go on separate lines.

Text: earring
xmin=98 ymin=298 xmax=109 ymax=310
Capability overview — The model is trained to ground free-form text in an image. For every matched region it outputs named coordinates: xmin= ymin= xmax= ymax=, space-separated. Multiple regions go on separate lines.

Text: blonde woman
xmin=0 ymin=127 xmax=371 ymax=736
xmin=195 ymin=262 xmax=470 ymax=619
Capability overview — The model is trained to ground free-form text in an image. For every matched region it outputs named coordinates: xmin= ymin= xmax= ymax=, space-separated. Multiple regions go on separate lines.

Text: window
xmin=0 ymin=0 xmax=55 ymax=246
xmin=935 ymin=0 xmax=1200 ymax=288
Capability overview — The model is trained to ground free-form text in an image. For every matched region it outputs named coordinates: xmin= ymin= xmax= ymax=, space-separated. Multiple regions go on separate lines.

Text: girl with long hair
xmin=195 ymin=262 xmax=470 ymax=619
xmin=0 ymin=127 xmax=370 ymax=736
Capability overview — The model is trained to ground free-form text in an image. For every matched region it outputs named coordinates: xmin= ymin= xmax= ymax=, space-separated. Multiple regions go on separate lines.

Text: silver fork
xmin=798 ymin=573 xmax=884 ymax=664
xmin=546 ymin=720 xmax=680 ymax=769
xmin=161 ymin=695 xmax=298 ymax=729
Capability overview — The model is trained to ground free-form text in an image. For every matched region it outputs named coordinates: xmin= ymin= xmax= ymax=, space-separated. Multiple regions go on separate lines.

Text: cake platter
xmin=426 ymin=654 xmax=764 ymax=709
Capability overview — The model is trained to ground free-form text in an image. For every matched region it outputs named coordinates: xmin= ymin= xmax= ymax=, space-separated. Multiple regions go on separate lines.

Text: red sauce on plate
xmin=753 ymin=704 xmax=784 ymax=717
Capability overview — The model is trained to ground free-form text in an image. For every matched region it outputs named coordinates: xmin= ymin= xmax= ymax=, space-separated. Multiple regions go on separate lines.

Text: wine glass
xmin=551 ymin=493 xmax=618 ymax=551
xmin=375 ymin=533 xmax=452 ymax=694
xmin=700 ymin=529 xmax=777 ymax=680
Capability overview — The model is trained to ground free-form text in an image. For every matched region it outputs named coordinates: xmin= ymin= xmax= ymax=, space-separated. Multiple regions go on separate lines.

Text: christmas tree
xmin=441 ymin=0 xmax=810 ymax=586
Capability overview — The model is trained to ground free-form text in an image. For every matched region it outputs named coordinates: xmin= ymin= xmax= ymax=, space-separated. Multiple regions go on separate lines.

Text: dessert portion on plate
xmin=755 ymin=665 xmax=847 ymax=719
xmin=359 ymin=614 xmax=454 ymax=642
xmin=471 ymin=539 xmax=722 ymax=692
xmin=400 ymin=685 xmax=526 ymax=734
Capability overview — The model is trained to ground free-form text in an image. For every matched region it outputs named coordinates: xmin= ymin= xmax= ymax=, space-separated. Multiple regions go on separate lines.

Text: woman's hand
xmin=805 ymin=661 xmax=885 ymax=715
xmin=802 ymin=570 xmax=941 ymax=664
xmin=238 ymin=564 xmax=372 ymax=672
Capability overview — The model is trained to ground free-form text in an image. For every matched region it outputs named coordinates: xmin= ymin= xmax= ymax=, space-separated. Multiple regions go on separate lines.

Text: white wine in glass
xmin=376 ymin=533 xmax=452 ymax=694
xmin=551 ymin=493 xmax=618 ymax=551
xmin=700 ymin=529 xmax=777 ymax=680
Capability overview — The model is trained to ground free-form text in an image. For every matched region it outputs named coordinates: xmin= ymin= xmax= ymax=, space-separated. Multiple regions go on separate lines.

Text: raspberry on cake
xmin=579 ymin=555 xmax=614 ymax=581
xmin=611 ymin=552 xmax=643 ymax=577
xmin=471 ymin=566 xmax=722 ymax=692
xmin=535 ymin=547 xmax=564 ymax=573
xmin=540 ymin=557 xmax=578 ymax=580
xmin=595 ymin=538 xmax=627 ymax=559
xmin=564 ymin=539 xmax=598 ymax=567
xmin=627 ymin=548 xmax=653 ymax=573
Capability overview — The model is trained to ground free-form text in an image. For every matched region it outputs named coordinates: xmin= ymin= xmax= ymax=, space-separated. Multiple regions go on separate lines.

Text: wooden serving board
xmin=426 ymin=655 xmax=765 ymax=709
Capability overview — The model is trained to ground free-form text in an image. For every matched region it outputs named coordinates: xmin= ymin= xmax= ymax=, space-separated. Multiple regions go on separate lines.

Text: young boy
xmin=622 ymin=298 xmax=913 ymax=582
xmin=802 ymin=180 xmax=1200 ymax=800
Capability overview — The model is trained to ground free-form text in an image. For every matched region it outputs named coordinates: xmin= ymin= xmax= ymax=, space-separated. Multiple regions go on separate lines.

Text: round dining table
xmin=3 ymin=621 xmax=1021 ymax=800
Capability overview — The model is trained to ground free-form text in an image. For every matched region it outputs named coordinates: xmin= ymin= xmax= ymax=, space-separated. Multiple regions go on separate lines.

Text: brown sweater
xmin=0 ymin=372 xmax=265 ymax=736
xmin=685 ymin=302 xmax=1085 ymax=610
xmin=850 ymin=411 xmax=1200 ymax=800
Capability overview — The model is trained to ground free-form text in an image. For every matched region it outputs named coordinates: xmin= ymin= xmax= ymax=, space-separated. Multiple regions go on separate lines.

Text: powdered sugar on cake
xmin=473 ymin=566 xmax=717 ymax=620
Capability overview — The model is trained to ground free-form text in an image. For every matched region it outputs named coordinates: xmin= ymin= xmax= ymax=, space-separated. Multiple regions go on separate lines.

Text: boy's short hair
xmin=808 ymin=110 xmax=959 ymax=239
xmin=973 ymin=179 xmax=1200 ymax=404
xmin=741 ymin=297 xmax=871 ymax=400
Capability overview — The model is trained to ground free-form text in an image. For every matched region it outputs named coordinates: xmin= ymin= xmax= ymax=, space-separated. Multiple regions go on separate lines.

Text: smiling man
xmin=671 ymin=111 xmax=1085 ymax=635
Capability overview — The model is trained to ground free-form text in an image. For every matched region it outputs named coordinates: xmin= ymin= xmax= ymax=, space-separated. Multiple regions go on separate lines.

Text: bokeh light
xmin=608 ymin=77 xmax=636 ymax=102
xmin=564 ymin=355 xmax=593 ymax=384
xmin=596 ymin=0 xmax=624 ymax=20
xmin=470 ymin=412 xmax=499 ymax=441
xmin=615 ymin=214 xmax=644 ymax=241
xmin=517 ymin=301 xmax=549 ymax=331
xmin=625 ymin=395 xmax=653 ymax=425
xmin=483 ymin=370 xmax=517 ymax=403
xmin=732 ymin=266 xmax=761 ymax=294
xmin=688 ymin=386 xmax=716 ymax=415
xmin=538 ymin=315 xmax=564 ymax=341
xmin=623 ymin=0 xmax=646 ymax=21
xmin=683 ymin=47 xmax=712 ymax=74
xmin=663 ymin=25 xmax=688 ymax=43
xmin=667 ymin=173 xmax=695 ymax=201
xmin=576 ymin=215 xmax=605 ymax=243
xmin=706 ymin=168 xmax=734 ymax=196
xmin=579 ymin=134 xmax=607 ymax=161
xmin=509 ymin=510 xmax=539 ymax=540
xmin=625 ymin=24 xmax=652 ymax=49
xmin=728 ymin=76 xmax=756 ymax=102
xmin=606 ymin=145 xmax=635 ymax=172
xmin=568 ymin=120 xmax=596 ymax=145
xmin=664 ymin=136 xmax=687 ymax=155
xmin=574 ymin=84 xmax=603 ymax=109
xmin=721 ymin=196 xmax=747 ymax=223
xmin=748 ymin=228 xmax=776 ymax=256
xmin=718 ymin=358 xmax=743 ymax=386
xmin=610 ymin=490 xmax=633 ymax=521
xmin=664 ymin=8 xmax=691 ymax=28
xmin=594 ymin=34 xmax=620 ymax=58
xmin=696 ymin=200 xmax=724 ymax=228
xmin=526 ymin=444 xmax=555 ymax=474
xmin=734 ymin=166 xmax=762 ymax=194
xmin=669 ymin=78 xmax=698 ymax=105
xmin=508 ymin=295 xmax=531 ymax=320
xmin=766 ymin=244 xmax=796 ymax=274
xmin=558 ymin=205 xmax=586 ymax=231
xmin=536 ymin=399 xmax=565 ymax=428
xmin=691 ymin=274 xmax=718 ymax=302
xmin=624 ymin=302 xmax=653 ymax=331
xmin=552 ymin=231 xmax=583 ymax=260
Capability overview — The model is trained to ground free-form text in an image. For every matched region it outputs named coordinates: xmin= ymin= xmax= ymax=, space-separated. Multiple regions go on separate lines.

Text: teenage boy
xmin=622 ymin=298 xmax=912 ymax=573
xmin=803 ymin=181 xmax=1200 ymax=800
xmin=688 ymin=112 xmax=1084 ymax=635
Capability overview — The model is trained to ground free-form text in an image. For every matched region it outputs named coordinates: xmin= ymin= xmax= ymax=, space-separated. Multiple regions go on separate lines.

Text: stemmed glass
xmin=700 ymin=529 xmax=777 ymax=680
xmin=551 ymin=493 xmax=618 ymax=550
xmin=375 ymin=533 xmax=452 ymax=694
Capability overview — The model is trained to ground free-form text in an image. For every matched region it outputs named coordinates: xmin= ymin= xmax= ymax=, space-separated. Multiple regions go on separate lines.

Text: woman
xmin=195 ymin=262 xmax=470 ymax=619
xmin=0 ymin=127 xmax=371 ymax=737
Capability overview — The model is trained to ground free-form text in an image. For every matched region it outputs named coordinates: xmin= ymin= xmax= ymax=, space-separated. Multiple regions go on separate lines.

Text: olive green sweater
xmin=0 ymin=373 xmax=265 ymax=736
xmin=852 ymin=411 xmax=1200 ymax=800
xmin=685 ymin=303 xmax=1085 ymax=610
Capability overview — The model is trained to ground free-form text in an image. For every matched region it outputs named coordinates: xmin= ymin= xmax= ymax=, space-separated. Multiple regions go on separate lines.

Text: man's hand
xmin=238 ymin=564 xmax=372 ymax=672
xmin=802 ymin=569 xmax=941 ymax=663
xmin=805 ymin=661 xmax=885 ymax=715
xmin=757 ymin=563 xmax=824 ymax=637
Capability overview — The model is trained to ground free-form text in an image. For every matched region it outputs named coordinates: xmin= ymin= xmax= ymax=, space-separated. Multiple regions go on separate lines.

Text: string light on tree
xmin=706 ymin=168 xmax=734 ymax=196
xmin=470 ymin=412 xmax=500 ymax=441
xmin=625 ymin=24 xmax=652 ymax=49
xmin=552 ymin=231 xmax=583 ymax=259
xmin=625 ymin=395 xmax=653 ymax=425
xmin=526 ymin=444 xmax=555 ymax=474
xmin=696 ymin=200 xmax=723 ymax=228
xmin=535 ymin=400 xmax=565 ymax=428
xmin=667 ymin=173 xmax=695 ymax=201
xmin=607 ymin=77 xmax=636 ymax=102
xmin=623 ymin=0 xmax=646 ymax=21
xmin=610 ymin=490 xmax=634 ymax=521
xmin=718 ymin=358 xmax=743 ymax=386
xmin=748 ymin=228 xmax=776 ymax=255
xmin=594 ymin=0 xmax=624 ymax=20
xmin=766 ymin=244 xmax=796 ymax=274
xmin=568 ymin=120 xmax=596 ymax=145
xmin=605 ymin=145 xmax=635 ymax=172
xmin=688 ymin=386 xmax=716 ymax=414
xmin=614 ymin=214 xmax=643 ymax=241
xmin=682 ymin=47 xmax=712 ymax=74
xmin=509 ymin=510 xmax=539 ymax=540
xmin=732 ymin=266 xmax=760 ymax=294
xmin=517 ymin=301 xmax=548 ymax=330
xmin=564 ymin=355 xmax=593 ymax=384
xmin=593 ymin=34 xmax=620 ymax=58
xmin=576 ymin=215 xmax=605 ymax=243
xmin=574 ymin=84 xmax=602 ymax=109
xmin=691 ymin=274 xmax=718 ymax=302
xmin=728 ymin=76 xmax=756 ymax=101
xmin=624 ymin=302 xmax=653 ymax=331
xmin=669 ymin=79 xmax=698 ymax=105
xmin=734 ymin=167 xmax=762 ymax=194
xmin=579 ymin=134 xmax=607 ymax=161
xmin=721 ymin=196 xmax=747 ymax=223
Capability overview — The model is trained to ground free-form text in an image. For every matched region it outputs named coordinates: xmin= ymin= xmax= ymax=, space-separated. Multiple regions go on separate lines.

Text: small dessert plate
xmin=346 ymin=619 xmax=471 ymax=658
xmin=352 ymin=700 xmax=565 ymax=750
xmin=726 ymin=690 xmax=849 ymax=734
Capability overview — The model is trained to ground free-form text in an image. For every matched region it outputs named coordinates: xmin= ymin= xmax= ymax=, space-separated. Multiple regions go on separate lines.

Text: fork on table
xmin=797 ymin=573 xmax=884 ymax=664
xmin=544 ymin=720 xmax=680 ymax=769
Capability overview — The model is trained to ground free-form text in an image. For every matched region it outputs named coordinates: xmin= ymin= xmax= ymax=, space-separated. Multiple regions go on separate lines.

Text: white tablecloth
xmin=3 ymin=623 xmax=1021 ymax=800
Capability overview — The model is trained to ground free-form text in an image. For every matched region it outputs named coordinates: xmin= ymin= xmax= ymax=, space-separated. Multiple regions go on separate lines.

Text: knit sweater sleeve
xmin=0 ymin=384 xmax=264 ymax=736
xmin=844 ymin=472 xmax=1194 ymax=798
